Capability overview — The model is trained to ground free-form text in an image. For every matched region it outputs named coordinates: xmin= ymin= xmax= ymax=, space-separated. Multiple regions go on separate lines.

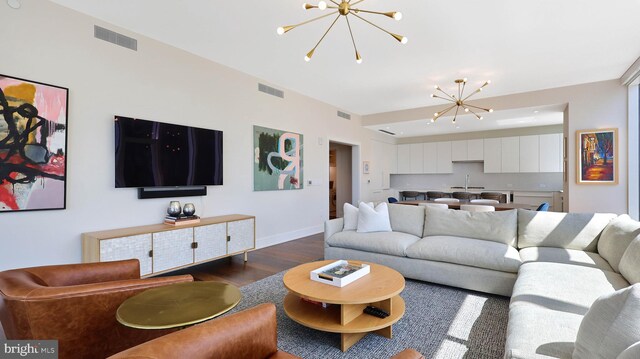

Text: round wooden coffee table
xmin=116 ymin=281 xmax=242 ymax=329
xmin=283 ymin=260 xmax=405 ymax=352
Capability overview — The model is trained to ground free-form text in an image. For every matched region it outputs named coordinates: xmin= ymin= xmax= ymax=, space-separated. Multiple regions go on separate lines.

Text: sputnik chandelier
xmin=277 ymin=1 xmax=407 ymax=63
xmin=430 ymin=79 xmax=494 ymax=123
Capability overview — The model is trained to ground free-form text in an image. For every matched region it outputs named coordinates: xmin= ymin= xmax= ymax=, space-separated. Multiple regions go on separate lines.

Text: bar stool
xmin=401 ymin=191 xmax=421 ymax=201
xmin=426 ymin=191 xmax=448 ymax=200
xmin=481 ymin=192 xmax=507 ymax=203
xmin=434 ymin=198 xmax=460 ymax=203
xmin=460 ymin=204 xmax=495 ymax=212
xmin=452 ymin=192 xmax=475 ymax=201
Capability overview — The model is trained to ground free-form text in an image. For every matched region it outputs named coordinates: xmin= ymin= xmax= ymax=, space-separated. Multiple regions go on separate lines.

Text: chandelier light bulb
xmin=356 ymin=58 xmax=363 ymax=64
xmin=489 ymin=109 xmax=494 ymax=113
xmin=303 ymin=3 xmax=309 ymax=10
xmin=277 ymin=27 xmax=285 ymax=35
xmin=393 ymin=12 xmax=403 ymax=20
xmin=430 ymin=94 xmax=434 ymax=98
xmin=487 ymin=80 xmax=492 ymax=84
xmin=479 ymin=116 xmax=484 ymax=120
xmin=401 ymin=36 xmax=408 ymax=44
xmin=434 ymin=112 xmax=439 ymax=117
xmin=464 ymin=108 xmax=469 ymax=112
xmin=318 ymin=1 xmax=327 ymax=10
xmin=434 ymin=85 xmax=439 ymax=90
xmin=304 ymin=56 xmax=311 ymax=62
xmin=463 ymin=78 xmax=468 ymax=82
xmin=430 ymin=119 xmax=435 ymax=123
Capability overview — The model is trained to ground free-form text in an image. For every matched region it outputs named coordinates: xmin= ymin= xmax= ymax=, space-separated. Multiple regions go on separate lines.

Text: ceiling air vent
xmin=379 ymin=129 xmax=396 ymax=136
xmin=94 ymin=25 xmax=138 ymax=51
xmin=258 ymin=83 xmax=284 ymax=98
xmin=337 ymin=111 xmax=351 ymax=120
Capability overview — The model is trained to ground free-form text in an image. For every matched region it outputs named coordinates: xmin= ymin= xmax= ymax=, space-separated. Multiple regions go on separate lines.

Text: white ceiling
xmin=367 ymin=104 xmax=565 ymax=137
xmin=48 ymin=0 xmax=640 ymax=119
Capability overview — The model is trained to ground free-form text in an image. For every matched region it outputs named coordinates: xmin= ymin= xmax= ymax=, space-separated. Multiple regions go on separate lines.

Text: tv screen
xmin=115 ymin=116 xmax=223 ymax=188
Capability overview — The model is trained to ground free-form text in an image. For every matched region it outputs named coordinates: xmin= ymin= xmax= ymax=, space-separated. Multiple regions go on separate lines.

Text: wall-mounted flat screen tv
xmin=115 ymin=116 xmax=223 ymax=188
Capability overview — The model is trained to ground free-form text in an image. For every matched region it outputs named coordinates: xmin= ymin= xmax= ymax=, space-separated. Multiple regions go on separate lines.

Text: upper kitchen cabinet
xmin=483 ymin=138 xmax=502 ymax=173
xmin=467 ymin=139 xmax=484 ymax=161
xmin=452 ymin=139 xmax=483 ymax=161
xmin=423 ymin=142 xmax=438 ymax=173
xmin=410 ymin=143 xmax=424 ymax=174
xmin=436 ymin=142 xmax=453 ymax=173
xmin=519 ymin=135 xmax=540 ymax=172
xmin=539 ymin=133 xmax=562 ymax=172
xmin=397 ymin=144 xmax=411 ymax=174
xmin=501 ymin=137 xmax=520 ymax=173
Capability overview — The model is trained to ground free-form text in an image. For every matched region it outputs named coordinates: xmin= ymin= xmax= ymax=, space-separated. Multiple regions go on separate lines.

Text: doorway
xmin=329 ymin=142 xmax=353 ymax=219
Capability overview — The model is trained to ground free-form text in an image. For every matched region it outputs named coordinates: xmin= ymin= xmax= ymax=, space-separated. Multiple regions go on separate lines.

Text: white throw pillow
xmin=573 ymin=284 xmax=640 ymax=359
xmin=620 ymin=236 xmax=640 ymax=284
xmin=343 ymin=202 xmax=373 ymax=231
xmin=356 ymin=202 xmax=392 ymax=233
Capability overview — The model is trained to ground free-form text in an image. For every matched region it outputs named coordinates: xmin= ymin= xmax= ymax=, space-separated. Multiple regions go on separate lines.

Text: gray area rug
xmin=227 ymin=271 xmax=509 ymax=359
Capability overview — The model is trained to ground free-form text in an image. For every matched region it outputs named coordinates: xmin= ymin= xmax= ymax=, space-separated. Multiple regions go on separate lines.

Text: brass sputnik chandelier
xmin=430 ymin=79 xmax=494 ymax=123
xmin=277 ymin=1 xmax=407 ymax=63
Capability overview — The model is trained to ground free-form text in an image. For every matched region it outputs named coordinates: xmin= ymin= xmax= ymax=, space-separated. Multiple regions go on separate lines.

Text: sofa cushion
xmin=618 ymin=342 xmax=640 ymax=359
xmin=506 ymin=262 xmax=629 ymax=358
xmin=619 ymin=237 xmax=640 ymax=284
xmin=326 ymin=231 xmax=420 ymax=257
xmin=423 ymin=207 xmax=517 ymax=246
xmin=406 ymin=236 xmax=521 ymax=273
xmin=517 ymin=209 xmax=616 ymax=252
xmin=387 ymin=204 xmax=425 ymax=237
xmin=343 ymin=202 xmax=373 ymax=231
xmin=519 ymin=247 xmax=614 ymax=272
xmin=357 ymin=202 xmax=392 ymax=233
xmin=598 ymin=214 xmax=640 ymax=272
xmin=573 ymin=284 xmax=640 ymax=359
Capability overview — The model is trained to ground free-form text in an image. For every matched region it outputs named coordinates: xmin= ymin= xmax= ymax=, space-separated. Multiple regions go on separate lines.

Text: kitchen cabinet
xmin=501 ymin=137 xmax=520 ymax=173
xmin=467 ymin=139 xmax=484 ymax=161
xmin=423 ymin=142 xmax=437 ymax=173
xmin=519 ymin=135 xmax=540 ymax=172
xmin=397 ymin=144 xmax=411 ymax=174
xmin=409 ymin=143 xmax=424 ymax=174
xmin=484 ymin=138 xmax=502 ymax=173
xmin=539 ymin=133 xmax=562 ymax=172
xmin=436 ymin=142 xmax=452 ymax=173
xmin=451 ymin=141 xmax=467 ymax=161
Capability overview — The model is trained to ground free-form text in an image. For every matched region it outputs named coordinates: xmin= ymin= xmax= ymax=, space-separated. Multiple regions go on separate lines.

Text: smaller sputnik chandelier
xmin=430 ymin=79 xmax=494 ymax=124
xmin=277 ymin=1 xmax=407 ymax=63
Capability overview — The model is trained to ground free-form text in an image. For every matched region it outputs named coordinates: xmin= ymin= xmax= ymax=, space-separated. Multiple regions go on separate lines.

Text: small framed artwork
xmin=363 ymin=161 xmax=370 ymax=174
xmin=576 ymin=128 xmax=618 ymax=185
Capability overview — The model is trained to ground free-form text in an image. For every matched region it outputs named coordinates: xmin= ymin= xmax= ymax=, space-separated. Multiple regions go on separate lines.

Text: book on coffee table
xmin=310 ymin=260 xmax=370 ymax=287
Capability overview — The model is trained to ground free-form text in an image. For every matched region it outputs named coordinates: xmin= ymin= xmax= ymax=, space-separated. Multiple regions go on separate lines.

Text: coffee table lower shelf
xmin=283 ymin=293 xmax=406 ymax=351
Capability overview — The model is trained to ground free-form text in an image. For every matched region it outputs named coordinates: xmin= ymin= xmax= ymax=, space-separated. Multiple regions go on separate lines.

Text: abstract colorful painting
xmin=577 ymin=128 xmax=617 ymax=184
xmin=254 ymin=125 xmax=303 ymax=191
xmin=0 ymin=74 xmax=68 ymax=212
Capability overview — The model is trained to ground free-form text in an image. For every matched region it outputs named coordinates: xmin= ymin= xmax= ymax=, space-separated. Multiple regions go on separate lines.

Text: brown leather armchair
xmin=0 ymin=259 xmax=193 ymax=359
xmin=109 ymin=303 xmax=298 ymax=359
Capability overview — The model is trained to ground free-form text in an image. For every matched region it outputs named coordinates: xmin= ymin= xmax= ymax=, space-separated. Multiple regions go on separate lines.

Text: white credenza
xmin=82 ymin=214 xmax=255 ymax=277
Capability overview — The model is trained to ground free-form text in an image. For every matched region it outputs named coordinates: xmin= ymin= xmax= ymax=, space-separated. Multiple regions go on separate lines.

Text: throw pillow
xmin=343 ymin=202 xmax=373 ymax=231
xmin=617 ymin=342 xmax=640 ymax=359
xmin=357 ymin=202 xmax=392 ymax=233
xmin=619 ymin=236 xmax=640 ymax=284
xmin=573 ymin=284 xmax=640 ymax=359
xmin=598 ymin=215 xmax=640 ymax=272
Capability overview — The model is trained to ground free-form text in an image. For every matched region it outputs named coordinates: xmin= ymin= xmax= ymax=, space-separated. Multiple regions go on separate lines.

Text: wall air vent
xmin=94 ymin=25 xmax=137 ymax=51
xmin=337 ymin=111 xmax=351 ymax=120
xmin=258 ymin=83 xmax=284 ymax=98
xmin=379 ymin=129 xmax=396 ymax=136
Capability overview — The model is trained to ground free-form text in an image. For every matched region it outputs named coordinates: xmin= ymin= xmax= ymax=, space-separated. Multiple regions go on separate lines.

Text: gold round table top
xmin=116 ymin=281 xmax=242 ymax=329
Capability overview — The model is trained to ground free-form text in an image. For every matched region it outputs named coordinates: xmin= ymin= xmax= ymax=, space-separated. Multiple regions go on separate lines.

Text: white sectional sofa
xmin=323 ymin=204 xmax=640 ymax=359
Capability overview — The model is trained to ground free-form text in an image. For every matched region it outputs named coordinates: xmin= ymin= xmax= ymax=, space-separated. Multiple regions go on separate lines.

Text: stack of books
xmin=164 ymin=215 xmax=201 ymax=226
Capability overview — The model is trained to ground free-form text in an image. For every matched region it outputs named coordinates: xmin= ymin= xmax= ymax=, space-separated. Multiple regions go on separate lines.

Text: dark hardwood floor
xmin=170 ymin=233 xmax=325 ymax=286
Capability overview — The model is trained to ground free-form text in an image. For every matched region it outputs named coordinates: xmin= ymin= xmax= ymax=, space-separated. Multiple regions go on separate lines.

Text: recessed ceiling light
xmin=533 ymin=110 xmax=539 ymax=114
xmin=7 ymin=0 xmax=20 ymax=9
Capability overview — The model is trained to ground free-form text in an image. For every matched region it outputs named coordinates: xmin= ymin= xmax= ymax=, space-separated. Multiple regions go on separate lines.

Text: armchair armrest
xmin=324 ymin=218 xmax=344 ymax=244
xmin=109 ymin=303 xmax=281 ymax=359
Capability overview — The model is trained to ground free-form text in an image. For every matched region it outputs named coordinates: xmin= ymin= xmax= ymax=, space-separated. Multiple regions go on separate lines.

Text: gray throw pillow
xmin=573 ymin=284 xmax=640 ymax=359
xmin=598 ymin=215 xmax=640 ymax=272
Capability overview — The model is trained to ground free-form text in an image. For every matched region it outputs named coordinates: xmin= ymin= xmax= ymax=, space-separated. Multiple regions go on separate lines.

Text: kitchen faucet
xmin=465 ymin=174 xmax=470 ymax=192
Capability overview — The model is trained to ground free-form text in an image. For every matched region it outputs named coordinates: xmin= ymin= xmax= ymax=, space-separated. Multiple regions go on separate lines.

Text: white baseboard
xmin=256 ymin=224 xmax=324 ymax=249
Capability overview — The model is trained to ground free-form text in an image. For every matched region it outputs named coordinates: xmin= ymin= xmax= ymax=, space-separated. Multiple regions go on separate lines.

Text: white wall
xmin=365 ymin=80 xmax=629 ymax=214
xmin=0 ymin=1 xmax=393 ymax=270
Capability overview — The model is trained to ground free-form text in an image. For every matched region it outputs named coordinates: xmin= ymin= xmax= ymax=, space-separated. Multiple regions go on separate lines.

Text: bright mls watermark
xmin=1 ymin=340 xmax=57 ymax=358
